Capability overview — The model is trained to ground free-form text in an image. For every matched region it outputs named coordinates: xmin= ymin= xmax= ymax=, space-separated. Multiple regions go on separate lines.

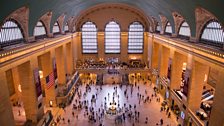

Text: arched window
xmin=0 ymin=19 xmax=24 ymax=47
xmin=156 ymin=22 xmax=161 ymax=33
xmin=34 ymin=21 xmax=47 ymax=39
xmin=178 ymin=21 xmax=191 ymax=39
xmin=165 ymin=22 xmax=172 ymax=35
xmin=200 ymin=20 xmax=224 ymax=48
xmin=64 ymin=23 xmax=69 ymax=32
xmin=105 ymin=21 xmax=121 ymax=53
xmin=81 ymin=21 xmax=97 ymax=53
xmin=128 ymin=22 xmax=144 ymax=53
xmin=53 ymin=22 xmax=60 ymax=34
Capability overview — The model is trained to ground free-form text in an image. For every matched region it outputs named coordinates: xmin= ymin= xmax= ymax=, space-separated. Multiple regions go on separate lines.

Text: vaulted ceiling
xmin=0 ymin=0 xmax=223 ymax=37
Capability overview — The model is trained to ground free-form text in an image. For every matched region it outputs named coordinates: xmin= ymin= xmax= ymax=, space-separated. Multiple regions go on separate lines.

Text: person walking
xmin=160 ymin=118 xmax=163 ymax=125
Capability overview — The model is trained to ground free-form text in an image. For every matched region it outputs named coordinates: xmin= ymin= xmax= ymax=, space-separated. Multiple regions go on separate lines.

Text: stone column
xmin=143 ymin=32 xmax=149 ymax=63
xmin=72 ymin=33 xmax=78 ymax=69
xmin=38 ymin=52 xmax=57 ymax=107
xmin=0 ymin=71 xmax=15 ymax=126
xmin=187 ymin=60 xmax=209 ymax=112
xmin=209 ymin=70 xmax=224 ymax=126
xmin=170 ymin=52 xmax=187 ymax=90
xmin=98 ymin=32 xmax=105 ymax=61
xmin=159 ymin=46 xmax=170 ymax=77
xmin=55 ymin=46 xmax=67 ymax=85
xmin=65 ymin=42 xmax=73 ymax=75
xmin=147 ymin=34 xmax=153 ymax=68
xmin=152 ymin=42 xmax=160 ymax=69
xmin=12 ymin=67 xmax=23 ymax=102
xmin=17 ymin=59 xmax=44 ymax=123
xmin=121 ymin=32 xmax=128 ymax=62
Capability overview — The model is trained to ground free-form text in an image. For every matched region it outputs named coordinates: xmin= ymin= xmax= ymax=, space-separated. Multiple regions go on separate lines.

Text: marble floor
xmin=56 ymin=82 xmax=178 ymax=126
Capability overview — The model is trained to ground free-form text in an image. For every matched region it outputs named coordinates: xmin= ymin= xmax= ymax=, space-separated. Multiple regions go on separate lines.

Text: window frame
xmin=104 ymin=20 xmax=121 ymax=54
xmin=155 ymin=22 xmax=161 ymax=33
xmin=178 ymin=21 xmax=191 ymax=40
xmin=200 ymin=20 xmax=224 ymax=48
xmin=64 ymin=22 xmax=69 ymax=33
xmin=0 ymin=19 xmax=25 ymax=48
xmin=34 ymin=20 xmax=47 ymax=39
xmin=164 ymin=21 xmax=173 ymax=35
xmin=52 ymin=21 xmax=61 ymax=35
xmin=128 ymin=21 xmax=144 ymax=54
xmin=81 ymin=21 xmax=98 ymax=54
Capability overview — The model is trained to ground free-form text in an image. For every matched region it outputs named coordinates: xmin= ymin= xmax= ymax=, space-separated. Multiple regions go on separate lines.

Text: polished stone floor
xmin=56 ymin=82 xmax=178 ymax=126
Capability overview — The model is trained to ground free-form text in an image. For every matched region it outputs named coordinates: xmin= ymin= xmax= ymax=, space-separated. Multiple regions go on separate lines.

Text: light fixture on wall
xmin=204 ymin=74 xmax=207 ymax=82
xmin=18 ymin=84 xmax=22 ymax=92
xmin=131 ymin=56 xmax=137 ymax=60
xmin=39 ymin=70 xmax=43 ymax=79
xmin=182 ymin=62 xmax=187 ymax=70
xmin=49 ymin=100 xmax=53 ymax=107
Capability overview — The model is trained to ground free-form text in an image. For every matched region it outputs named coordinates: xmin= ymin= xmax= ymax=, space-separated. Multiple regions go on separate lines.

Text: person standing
xmin=160 ymin=118 xmax=163 ymax=125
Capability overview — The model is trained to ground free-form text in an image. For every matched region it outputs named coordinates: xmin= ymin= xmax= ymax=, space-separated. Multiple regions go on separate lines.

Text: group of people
xmin=53 ymin=75 xmax=177 ymax=126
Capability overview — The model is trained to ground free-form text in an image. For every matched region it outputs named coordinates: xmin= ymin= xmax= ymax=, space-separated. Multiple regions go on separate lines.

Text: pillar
xmin=72 ymin=33 xmax=78 ymax=69
xmin=187 ymin=60 xmax=209 ymax=112
xmin=170 ymin=52 xmax=187 ymax=90
xmin=38 ymin=52 xmax=57 ymax=107
xmin=98 ymin=32 xmax=105 ymax=60
xmin=66 ymin=42 xmax=73 ymax=75
xmin=147 ymin=34 xmax=153 ymax=68
xmin=120 ymin=32 xmax=128 ymax=62
xmin=0 ymin=71 xmax=15 ymax=126
xmin=55 ymin=46 xmax=66 ymax=85
xmin=152 ymin=42 xmax=160 ymax=69
xmin=159 ymin=46 xmax=170 ymax=77
xmin=143 ymin=32 xmax=149 ymax=64
xmin=17 ymin=59 xmax=44 ymax=123
xmin=209 ymin=70 xmax=224 ymax=126
xmin=5 ymin=69 xmax=16 ymax=97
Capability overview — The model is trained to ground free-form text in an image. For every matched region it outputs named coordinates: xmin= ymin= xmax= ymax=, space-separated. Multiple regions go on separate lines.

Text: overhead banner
xmin=33 ymin=68 xmax=43 ymax=101
xmin=53 ymin=58 xmax=58 ymax=80
xmin=167 ymin=58 xmax=172 ymax=80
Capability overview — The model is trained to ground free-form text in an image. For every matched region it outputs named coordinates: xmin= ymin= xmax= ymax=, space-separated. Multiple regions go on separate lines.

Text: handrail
xmin=57 ymin=72 xmax=79 ymax=98
xmin=188 ymin=109 xmax=205 ymax=126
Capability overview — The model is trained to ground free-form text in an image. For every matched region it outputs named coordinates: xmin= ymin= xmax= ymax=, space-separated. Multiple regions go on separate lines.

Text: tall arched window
xmin=0 ymin=19 xmax=24 ymax=47
xmin=53 ymin=22 xmax=60 ymax=34
xmin=34 ymin=21 xmax=47 ymax=39
xmin=128 ymin=22 xmax=144 ymax=53
xmin=200 ymin=20 xmax=224 ymax=48
xmin=178 ymin=21 xmax=191 ymax=39
xmin=105 ymin=21 xmax=121 ymax=53
xmin=81 ymin=21 xmax=97 ymax=53
xmin=64 ymin=23 xmax=69 ymax=32
xmin=156 ymin=22 xmax=161 ymax=33
xmin=165 ymin=22 xmax=172 ymax=35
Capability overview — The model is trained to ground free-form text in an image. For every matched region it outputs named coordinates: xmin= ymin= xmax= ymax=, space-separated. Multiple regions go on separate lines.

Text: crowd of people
xmin=53 ymin=77 xmax=178 ymax=126
xmin=76 ymin=59 xmax=147 ymax=70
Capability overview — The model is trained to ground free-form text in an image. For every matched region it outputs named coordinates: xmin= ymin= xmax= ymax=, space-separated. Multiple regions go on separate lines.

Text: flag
xmin=46 ymin=72 xmax=54 ymax=90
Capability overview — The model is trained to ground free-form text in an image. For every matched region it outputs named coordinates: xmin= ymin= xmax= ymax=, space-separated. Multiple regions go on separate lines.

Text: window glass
xmin=201 ymin=20 xmax=224 ymax=48
xmin=128 ymin=22 xmax=144 ymax=53
xmin=179 ymin=21 xmax=191 ymax=38
xmin=165 ymin=22 xmax=172 ymax=34
xmin=34 ymin=21 xmax=47 ymax=37
xmin=156 ymin=22 xmax=161 ymax=32
xmin=64 ymin=23 xmax=69 ymax=32
xmin=105 ymin=21 xmax=121 ymax=53
xmin=81 ymin=22 xmax=97 ymax=53
xmin=53 ymin=22 xmax=60 ymax=34
xmin=0 ymin=20 xmax=24 ymax=47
